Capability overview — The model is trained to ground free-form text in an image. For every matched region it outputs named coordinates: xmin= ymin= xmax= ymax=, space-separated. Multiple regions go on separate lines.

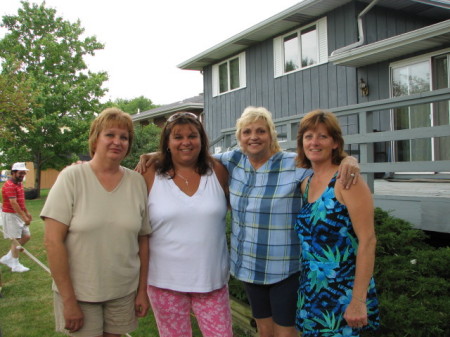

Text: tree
xmin=106 ymin=96 xmax=158 ymax=115
xmin=0 ymin=64 xmax=36 ymax=142
xmin=121 ymin=123 xmax=161 ymax=170
xmin=0 ymin=1 xmax=108 ymax=196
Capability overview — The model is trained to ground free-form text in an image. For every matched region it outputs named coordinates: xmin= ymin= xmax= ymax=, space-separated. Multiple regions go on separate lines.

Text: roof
xmin=178 ymin=0 xmax=450 ymax=71
xmin=132 ymin=94 xmax=204 ymax=122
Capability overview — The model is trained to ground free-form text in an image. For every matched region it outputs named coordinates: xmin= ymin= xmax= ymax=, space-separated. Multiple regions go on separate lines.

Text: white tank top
xmin=147 ymin=170 xmax=229 ymax=292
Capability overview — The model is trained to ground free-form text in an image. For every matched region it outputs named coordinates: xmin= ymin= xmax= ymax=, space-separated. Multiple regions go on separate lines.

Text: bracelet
xmin=352 ymin=296 xmax=366 ymax=304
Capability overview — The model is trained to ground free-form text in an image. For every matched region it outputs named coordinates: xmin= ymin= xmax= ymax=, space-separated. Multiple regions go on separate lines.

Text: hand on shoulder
xmin=213 ymin=159 xmax=229 ymax=194
xmin=135 ymin=152 xmax=159 ymax=173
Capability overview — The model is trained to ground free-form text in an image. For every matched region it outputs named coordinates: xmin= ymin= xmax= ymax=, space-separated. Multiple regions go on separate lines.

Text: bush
xmin=368 ymin=209 xmax=450 ymax=336
xmin=24 ymin=188 xmax=38 ymax=200
xmin=121 ymin=124 xmax=160 ymax=169
xmin=227 ymin=208 xmax=450 ymax=336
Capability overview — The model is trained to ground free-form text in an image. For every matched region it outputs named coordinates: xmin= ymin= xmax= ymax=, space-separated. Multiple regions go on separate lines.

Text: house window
xmin=301 ymin=26 xmax=318 ymax=67
xmin=212 ymin=52 xmax=246 ymax=96
xmin=390 ymin=50 xmax=450 ymax=162
xmin=433 ymin=54 xmax=450 ymax=161
xmin=392 ymin=60 xmax=432 ymax=162
xmin=274 ymin=17 xmax=327 ymax=77
xmin=284 ymin=33 xmax=300 ymax=72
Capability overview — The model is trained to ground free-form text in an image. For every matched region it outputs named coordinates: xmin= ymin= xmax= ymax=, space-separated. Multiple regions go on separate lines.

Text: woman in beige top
xmin=42 ymin=108 xmax=151 ymax=337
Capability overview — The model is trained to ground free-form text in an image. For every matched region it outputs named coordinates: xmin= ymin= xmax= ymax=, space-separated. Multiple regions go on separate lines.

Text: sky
xmin=1 ymin=0 xmax=301 ymax=105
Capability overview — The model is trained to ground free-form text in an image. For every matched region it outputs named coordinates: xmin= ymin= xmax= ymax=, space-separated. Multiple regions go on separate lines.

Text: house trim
xmin=177 ymin=0 xmax=354 ymax=71
xmin=389 ymin=47 xmax=450 ymax=68
xmin=329 ymin=19 xmax=450 ymax=67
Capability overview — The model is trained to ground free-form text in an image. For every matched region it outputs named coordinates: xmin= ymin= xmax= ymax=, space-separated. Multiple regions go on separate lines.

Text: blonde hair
xmin=88 ymin=108 xmax=134 ymax=157
xmin=235 ymin=106 xmax=281 ymax=153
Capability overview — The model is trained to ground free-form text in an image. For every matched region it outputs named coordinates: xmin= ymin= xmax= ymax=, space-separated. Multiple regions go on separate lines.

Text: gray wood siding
xmin=203 ymin=1 xmax=442 ymax=142
xmin=357 ymin=4 xmax=435 ymax=131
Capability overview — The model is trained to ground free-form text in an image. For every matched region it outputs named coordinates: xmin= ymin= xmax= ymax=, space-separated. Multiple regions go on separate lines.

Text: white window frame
xmin=389 ymin=48 xmax=450 ymax=171
xmin=273 ymin=17 xmax=328 ymax=78
xmin=212 ymin=52 xmax=246 ymax=97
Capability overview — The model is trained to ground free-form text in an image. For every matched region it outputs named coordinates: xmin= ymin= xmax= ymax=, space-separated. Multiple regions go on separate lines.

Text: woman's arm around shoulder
xmin=337 ymin=156 xmax=360 ymax=189
xmin=135 ymin=152 xmax=160 ymax=174
xmin=213 ymin=148 xmax=242 ymax=168
xmin=141 ymin=163 xmax=157 ymax=193
xmin=213 ymin=159 xmax=229 ymax=200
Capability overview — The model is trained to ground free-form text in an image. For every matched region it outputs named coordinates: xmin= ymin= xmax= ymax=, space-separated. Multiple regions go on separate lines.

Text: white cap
xmin=11 ymin=162 xmax=29 ymax=171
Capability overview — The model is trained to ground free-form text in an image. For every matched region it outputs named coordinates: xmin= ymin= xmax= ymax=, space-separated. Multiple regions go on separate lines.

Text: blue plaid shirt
xmin=215 ymin=150 xmax=311 ymax=284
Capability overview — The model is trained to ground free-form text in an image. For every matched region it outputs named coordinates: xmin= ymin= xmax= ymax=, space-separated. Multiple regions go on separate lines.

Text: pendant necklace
xmin=176 ymin=172 xmax=189 ymax=186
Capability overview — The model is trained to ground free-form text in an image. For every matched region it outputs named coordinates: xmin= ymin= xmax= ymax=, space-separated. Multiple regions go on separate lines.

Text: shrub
xmin=368 ymin=209 xmax=450 ymax=336
xmin=24 ymin=188 xmax=38 ymax=200
xmin=121 ymin=124 xmax=160 ymax=170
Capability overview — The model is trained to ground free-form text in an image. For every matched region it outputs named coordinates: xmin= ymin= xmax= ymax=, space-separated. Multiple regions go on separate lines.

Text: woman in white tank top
xmin=141 ymin=112 xmax=233 ymax=337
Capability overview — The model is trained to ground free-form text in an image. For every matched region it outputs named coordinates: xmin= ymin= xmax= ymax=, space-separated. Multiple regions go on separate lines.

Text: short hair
xmin=296 ymin=109 xmax=347 ymax=168
xmin=88 ymin=108 xmax=134 ymax=158
xmin=156 ymin=113 xmax=213 ymax=176
xmin=235 ymin=106 xmax=281 ymax=153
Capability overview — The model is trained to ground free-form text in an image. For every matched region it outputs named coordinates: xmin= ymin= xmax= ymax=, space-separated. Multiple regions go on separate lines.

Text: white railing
xmin=212 ymin=88 xmax=450 ymax=192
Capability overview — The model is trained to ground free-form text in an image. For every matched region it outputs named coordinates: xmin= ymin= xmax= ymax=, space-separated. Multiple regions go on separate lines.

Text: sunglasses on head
xmin=167 ymin=112 xmax=198 ymax=123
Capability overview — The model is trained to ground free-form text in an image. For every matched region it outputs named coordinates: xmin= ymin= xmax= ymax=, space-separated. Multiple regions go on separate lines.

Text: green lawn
xmin=0 ymin=189 xmax=205 ymax=337
xmin=0 ymin=189 xmax=69 ymax=337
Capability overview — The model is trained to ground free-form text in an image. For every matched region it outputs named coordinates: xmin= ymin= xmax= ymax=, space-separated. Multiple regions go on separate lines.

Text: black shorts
xmin=243 ymin=272 xmax=300 ymax=327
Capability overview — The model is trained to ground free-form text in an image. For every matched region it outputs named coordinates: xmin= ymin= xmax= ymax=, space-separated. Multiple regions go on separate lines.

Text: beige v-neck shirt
xmin=41 ymin=163 xmax=151 ymax=301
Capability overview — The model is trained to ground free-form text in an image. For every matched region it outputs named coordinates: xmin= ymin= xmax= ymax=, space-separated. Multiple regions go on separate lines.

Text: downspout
xmin=331 ymin=0 xmax=380 ymax=56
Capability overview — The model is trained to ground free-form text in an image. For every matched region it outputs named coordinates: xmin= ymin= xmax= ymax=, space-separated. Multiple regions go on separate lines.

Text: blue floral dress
xmin=294 ymin=173 xmax=380 ymax=337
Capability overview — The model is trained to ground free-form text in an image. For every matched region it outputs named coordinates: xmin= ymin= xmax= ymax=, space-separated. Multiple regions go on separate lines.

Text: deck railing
xmin=211 ymin=87 xmax=450 ymax=192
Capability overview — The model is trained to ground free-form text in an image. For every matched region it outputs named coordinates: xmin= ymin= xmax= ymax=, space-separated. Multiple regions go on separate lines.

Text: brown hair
xmin=296 ymin=109 xmax=347 ymax=168
xmin=156 ymin=113 xmax=213 ymax=176
xmin=88 ymin=108 xmax=134 ymax=157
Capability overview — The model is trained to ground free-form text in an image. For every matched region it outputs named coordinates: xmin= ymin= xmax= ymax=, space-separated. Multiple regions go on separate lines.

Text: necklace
xmin=176 ymin=172 xmax=189 ymax=186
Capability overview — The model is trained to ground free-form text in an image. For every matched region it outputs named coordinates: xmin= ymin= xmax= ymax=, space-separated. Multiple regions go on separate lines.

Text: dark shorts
xmin=243 ymin=272 xmax=300 ymax=327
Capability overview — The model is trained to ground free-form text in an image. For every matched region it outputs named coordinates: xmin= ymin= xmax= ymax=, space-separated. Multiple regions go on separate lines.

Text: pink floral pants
xmin=147 ymin=285 xmax=233 ymax=337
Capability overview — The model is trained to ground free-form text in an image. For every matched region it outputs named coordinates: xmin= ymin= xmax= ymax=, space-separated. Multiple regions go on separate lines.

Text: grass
xmin=0 ymin=189 xmax=67 ymax=337
xmin=0 ymin=187 xmax=250 ymax=336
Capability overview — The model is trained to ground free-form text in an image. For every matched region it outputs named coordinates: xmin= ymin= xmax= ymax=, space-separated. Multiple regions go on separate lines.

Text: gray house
xmin=177 ymin=0 xmax=450 ymax=232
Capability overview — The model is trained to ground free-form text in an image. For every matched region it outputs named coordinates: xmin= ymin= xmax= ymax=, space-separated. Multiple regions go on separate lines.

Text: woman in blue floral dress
xmin=294 ymin=110 xmax=380 ymax=336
